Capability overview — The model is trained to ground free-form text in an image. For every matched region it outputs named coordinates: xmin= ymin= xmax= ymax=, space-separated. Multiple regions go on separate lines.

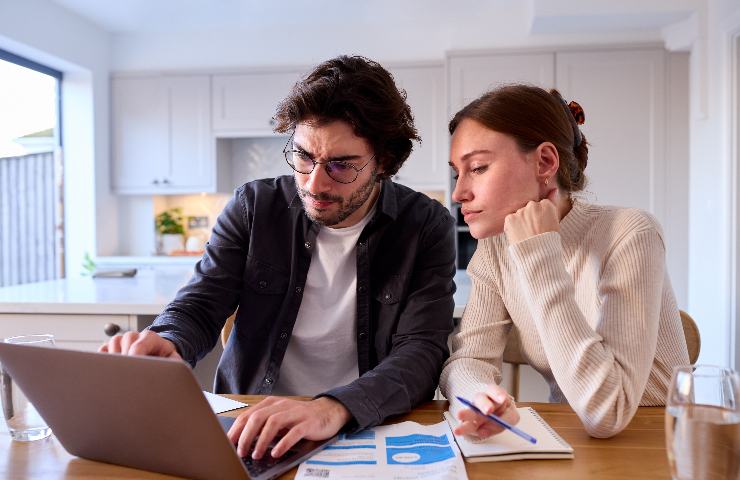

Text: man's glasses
xmin=283 ymin=133 xmax=374 ymax=184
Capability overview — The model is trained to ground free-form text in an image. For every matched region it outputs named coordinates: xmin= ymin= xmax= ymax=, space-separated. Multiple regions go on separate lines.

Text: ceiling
xmin=49 ymin=0 xmax=699 ymax=36
xmin=49 ymin=0 xmax=522 ymax=34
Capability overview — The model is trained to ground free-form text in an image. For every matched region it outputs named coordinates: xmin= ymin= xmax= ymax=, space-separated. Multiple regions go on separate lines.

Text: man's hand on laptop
xmin=98 ymin=330 xmax=182 ymax=360
xmin=227 ymin=396 xmax=350 ymax=460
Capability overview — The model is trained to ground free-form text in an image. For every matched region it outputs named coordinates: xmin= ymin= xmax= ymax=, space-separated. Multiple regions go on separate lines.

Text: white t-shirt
xmin=272 ymin=204 xmax=376 ymax=396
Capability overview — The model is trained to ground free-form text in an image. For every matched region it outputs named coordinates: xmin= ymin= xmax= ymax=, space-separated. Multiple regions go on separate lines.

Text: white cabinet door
xmin=555 ymin=49 xmax=666 ymax=216
xmin=212 ymin=71 xmax=302 ymax=134
xmin=167 ymin=76 xmax=213 ymax=190
xmin=448 ymin=53 xmax=555 ymax=113
xmin=390 ymin=65 xmax=447 ymax=189
xmin=112 ymin=75 xmax=214 ymax=194
xmin=112 ymin=76 xmax=169 ymax=191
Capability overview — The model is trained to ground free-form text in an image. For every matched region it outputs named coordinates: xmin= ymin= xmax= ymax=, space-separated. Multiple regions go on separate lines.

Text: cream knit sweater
xmin=440 ymin=200 xmax=690 ymax=438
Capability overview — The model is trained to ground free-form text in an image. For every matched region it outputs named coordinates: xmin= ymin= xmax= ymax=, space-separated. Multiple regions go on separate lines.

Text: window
xmin=0 ymin=49 xmax=63 ymax=286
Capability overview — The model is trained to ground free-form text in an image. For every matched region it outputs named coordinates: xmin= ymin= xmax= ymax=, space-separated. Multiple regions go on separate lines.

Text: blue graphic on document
xmin=386 ymin=434 xmax=455 ymax=465
xmin=306 ymin=429 xmax=378 ymax=466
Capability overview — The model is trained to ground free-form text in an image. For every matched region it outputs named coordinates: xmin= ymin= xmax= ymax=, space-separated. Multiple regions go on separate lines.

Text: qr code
xmin=304 ymin=467 xmax=330 ymax=478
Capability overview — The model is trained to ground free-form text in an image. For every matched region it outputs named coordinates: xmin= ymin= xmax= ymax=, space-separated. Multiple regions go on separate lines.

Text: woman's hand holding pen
xmin=504 ymin=188 xmax=561 ymax=245
xmin=455 ymin=384 xmax=519 ymax=439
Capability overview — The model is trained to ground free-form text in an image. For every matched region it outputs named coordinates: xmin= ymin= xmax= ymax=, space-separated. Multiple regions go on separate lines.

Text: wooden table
xmin=0 ymin=396 xmax=670 ymax=479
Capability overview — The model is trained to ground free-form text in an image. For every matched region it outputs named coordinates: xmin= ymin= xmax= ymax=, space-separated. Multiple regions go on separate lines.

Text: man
xmin=100 ymin=55 xmax=456 ymax=461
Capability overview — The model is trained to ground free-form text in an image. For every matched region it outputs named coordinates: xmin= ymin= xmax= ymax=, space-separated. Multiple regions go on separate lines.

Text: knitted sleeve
xmin=508 ymin=226 xmax=665 ymax=438
xmin=439 ymin=238 xmax=512 ymax=414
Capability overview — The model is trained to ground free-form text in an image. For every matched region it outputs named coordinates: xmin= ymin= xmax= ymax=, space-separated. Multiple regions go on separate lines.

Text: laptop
xmin=0 ymin=342 xmax=336 ymax=480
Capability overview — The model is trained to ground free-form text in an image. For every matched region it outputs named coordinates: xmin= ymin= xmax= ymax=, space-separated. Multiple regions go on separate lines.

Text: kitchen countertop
xmin=0 ymin=269 xmax=471 ymax=318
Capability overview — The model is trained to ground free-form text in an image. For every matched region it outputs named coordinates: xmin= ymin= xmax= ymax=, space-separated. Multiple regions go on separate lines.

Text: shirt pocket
xmin=373 ymin=274 xmax=408 ymax=358
xmin=374 ymin=274 xmax=406 ymax=306
xmin=244 ymin=258 xmax=289 ymax=295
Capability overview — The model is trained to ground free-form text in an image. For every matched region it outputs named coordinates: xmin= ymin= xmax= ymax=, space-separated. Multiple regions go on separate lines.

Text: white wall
xmin=686 ymin=0 xmax=740 ymax=369
xmin=0 ymin=0 xmax=112 ymax=278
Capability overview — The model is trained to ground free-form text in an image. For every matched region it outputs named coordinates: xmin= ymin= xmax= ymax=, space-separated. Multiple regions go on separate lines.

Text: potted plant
xmin=155 ymin=208 xmax=185 ymax=255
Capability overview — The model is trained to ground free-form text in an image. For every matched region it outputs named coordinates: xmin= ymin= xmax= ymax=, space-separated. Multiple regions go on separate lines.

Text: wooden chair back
xmin=221 ymin=311 xmax=236 ymax=348
xmin=503 ymin=309 xmax=701 ymax=399
xmin=679 ymin=310 xmax=700 ymax=364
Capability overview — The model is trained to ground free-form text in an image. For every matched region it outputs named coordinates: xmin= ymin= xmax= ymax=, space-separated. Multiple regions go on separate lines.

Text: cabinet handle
xmin=152 ymin=179 xmax=160 ymax=185
xmin=162 ymin=178 xmax=170 ymax=185
xmin=103 ymin=323 xmax=122 ymax=337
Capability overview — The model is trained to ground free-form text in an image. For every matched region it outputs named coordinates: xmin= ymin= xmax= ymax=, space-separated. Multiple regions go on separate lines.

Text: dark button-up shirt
xmin=149 ymin=175 xmax=456 ymax=431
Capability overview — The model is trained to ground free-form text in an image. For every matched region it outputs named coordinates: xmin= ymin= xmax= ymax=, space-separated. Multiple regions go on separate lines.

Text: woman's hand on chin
xmin=504 ymin=188 xmax=560 ymax=244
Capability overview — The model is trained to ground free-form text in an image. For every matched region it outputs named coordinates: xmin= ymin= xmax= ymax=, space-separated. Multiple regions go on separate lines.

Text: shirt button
xmin=295 ymin=286 xmax=303 ymax=294
xmin=304 ymin=241 xmax=312 ymax=249
xmin=280 ymin=332 xmax=288 ymax=339
xmin=358 ymin=240 xmax=367 ymax=247
xmin=258 ymin=280 xmax=267 ymax=289
xmin=265 ymin=377 xmax=273 ymax=385
xmin=358 ymin=332 xmax=367 ymax=340
xmin=358 ymin=285 xmax=366 ymax=293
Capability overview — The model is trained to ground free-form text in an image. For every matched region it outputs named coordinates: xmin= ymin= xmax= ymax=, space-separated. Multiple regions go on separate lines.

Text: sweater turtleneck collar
xmin=558 ymin=197 xmax=596 ymax=246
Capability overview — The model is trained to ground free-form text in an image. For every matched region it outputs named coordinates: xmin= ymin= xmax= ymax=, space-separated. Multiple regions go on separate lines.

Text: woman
xmin=440 ymin=84 xmax=689 ymax=439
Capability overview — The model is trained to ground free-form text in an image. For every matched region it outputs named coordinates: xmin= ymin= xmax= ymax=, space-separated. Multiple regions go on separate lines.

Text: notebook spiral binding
xmin=527 ymin=407 xmax=570 ymax=449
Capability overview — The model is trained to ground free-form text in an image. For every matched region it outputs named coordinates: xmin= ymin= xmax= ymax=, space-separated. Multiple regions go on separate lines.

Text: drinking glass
xmin=665 ymin=365 xmax=740 ymax=480
xmin=0 ymin=334 xmax=55 ymax=441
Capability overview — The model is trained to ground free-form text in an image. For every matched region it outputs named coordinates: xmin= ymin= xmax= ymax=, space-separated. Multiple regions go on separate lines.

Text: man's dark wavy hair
xmin=273 ymin=55 xmax=419 ymax=179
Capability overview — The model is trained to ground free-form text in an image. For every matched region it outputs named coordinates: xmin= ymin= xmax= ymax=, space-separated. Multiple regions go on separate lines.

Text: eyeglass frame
xmin=282 ymin=131 xmax=375 ymax=184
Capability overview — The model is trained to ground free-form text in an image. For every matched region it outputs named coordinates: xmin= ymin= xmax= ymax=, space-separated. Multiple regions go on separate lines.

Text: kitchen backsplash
xmin=229 ymin=136 xmax=289 ymax=183
xmin=153 ymin=193 xmax=230 ymax=251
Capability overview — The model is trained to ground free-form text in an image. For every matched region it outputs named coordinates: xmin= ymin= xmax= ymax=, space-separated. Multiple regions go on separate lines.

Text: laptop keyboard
xmin=241 ymin=443 xmax=300 ymax=476
xmin=217 ymin=417 xmax=321 ymax=478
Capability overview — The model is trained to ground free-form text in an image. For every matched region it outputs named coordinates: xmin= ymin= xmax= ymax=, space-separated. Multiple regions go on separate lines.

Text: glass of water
xmin=1 ymin=334 xmax=55 ymax=441
xmin=665 ymin=365 xmax=740 ymax=480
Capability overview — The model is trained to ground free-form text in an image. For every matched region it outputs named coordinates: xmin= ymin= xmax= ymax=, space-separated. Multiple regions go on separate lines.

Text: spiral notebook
xmin=443 ymin=407 xmax=574 ymax=462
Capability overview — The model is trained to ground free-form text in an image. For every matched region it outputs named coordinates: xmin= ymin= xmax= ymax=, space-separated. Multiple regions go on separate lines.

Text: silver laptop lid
xmin=0 ymin=343 xmax=249 ymax=480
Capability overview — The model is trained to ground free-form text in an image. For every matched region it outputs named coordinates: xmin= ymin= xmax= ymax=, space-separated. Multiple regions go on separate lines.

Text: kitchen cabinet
xmin=0 ymin=313 xmax=137 ymax=352
xmin=112 ymin=74 xmax=214 ymax=194
xmin=389 ymin=65 xmax=447 ymax=190
xmin=554 ymin=49 xmax=666 ymax=213
xmin=211 ymin=71 xmax=303 ymax=135
xmin=448 ymin=52 xmax=555 ymax=112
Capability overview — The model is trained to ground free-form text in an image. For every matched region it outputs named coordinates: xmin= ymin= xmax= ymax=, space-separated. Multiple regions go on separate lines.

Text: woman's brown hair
xmin=449 ymin=84 xmax=589 ymax=192
xmin=273 ymin=55 xmax=419 ymax=179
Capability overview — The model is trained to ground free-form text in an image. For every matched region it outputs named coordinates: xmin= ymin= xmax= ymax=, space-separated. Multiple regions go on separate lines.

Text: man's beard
xmin=298 ymin=171 xmax=378 ymax=227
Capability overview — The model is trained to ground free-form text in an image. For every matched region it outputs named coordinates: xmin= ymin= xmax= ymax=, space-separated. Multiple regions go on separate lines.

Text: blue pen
xmin=455 ymin=396 xmax=537 ymax=444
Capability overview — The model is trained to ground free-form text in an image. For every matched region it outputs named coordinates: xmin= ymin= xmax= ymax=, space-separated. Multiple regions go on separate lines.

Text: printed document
xmin=295 ymin=420 xmax=468 ymax=480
